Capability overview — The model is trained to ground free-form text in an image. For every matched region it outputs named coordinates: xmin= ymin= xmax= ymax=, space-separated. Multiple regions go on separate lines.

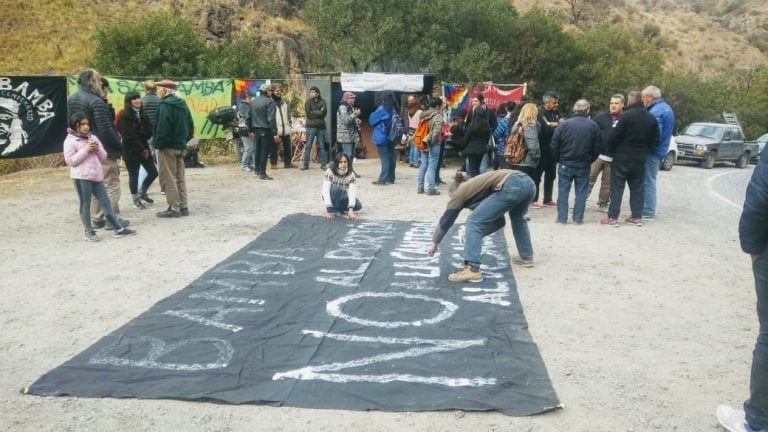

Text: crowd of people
xmin=59 ymin=67 xmax=768 ymax=431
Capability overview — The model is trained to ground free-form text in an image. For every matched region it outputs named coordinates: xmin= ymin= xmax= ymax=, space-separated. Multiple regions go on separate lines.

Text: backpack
xmin=412 ymin=119 xmax=430 ymax=151
xmin=388 ymin=111 xmax=406 ymax=144
xmin=504 ymin=123 xmax=527 ymax=165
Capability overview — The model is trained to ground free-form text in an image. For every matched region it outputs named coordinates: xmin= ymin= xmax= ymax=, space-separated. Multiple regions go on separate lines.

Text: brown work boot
xmin=448 ymin=265 xmax=483 ymax=283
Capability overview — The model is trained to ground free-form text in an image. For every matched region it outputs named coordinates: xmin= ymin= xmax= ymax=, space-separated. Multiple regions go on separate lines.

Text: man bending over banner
xmin=426 ymin=169 xmax=536 ymax=283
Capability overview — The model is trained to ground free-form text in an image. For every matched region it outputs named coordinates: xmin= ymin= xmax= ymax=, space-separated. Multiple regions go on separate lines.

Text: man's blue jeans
xmin=557 ymin=164 xmax=590 ymax=223
xmin=409 ymin=142 xmax=420 ymax=166
xmin=746 ymin=249 xmax=768 ymax=430
xmin=241 ymin=135 xmax=254 ymax=169
xmin=464 ymin=173 xmax=535 ymax=268
xmin=304 ymin=128 xmax=328 ymax=166
xmin=376 ymin=144 xmax=396 ymax=183
xmin=417 ymin=143 xmax=441 ymax=191
xmin=643 ymin=154 xmax=661 ymax=217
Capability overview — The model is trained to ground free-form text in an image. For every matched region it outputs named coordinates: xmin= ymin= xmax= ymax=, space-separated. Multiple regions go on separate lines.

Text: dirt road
xmin=0 ymin=158 xmax=758 ymax=431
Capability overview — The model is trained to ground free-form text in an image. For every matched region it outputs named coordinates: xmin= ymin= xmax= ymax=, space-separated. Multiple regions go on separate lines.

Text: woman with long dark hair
xmin=322 ymin=152 xmax=362 ymax=221
xmin=116 ymin=91 xmax=157 ymax=209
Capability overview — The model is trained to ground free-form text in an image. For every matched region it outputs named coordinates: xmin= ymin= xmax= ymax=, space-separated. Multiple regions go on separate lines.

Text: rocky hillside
xmin=515 ymin=0 xmax=768 ymax=76
xmin=2 ymin=0 xmax=766 ymax=77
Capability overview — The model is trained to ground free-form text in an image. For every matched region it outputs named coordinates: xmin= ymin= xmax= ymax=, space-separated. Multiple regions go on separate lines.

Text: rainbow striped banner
xmin=442 ymin=82 xmax=526 ymax=119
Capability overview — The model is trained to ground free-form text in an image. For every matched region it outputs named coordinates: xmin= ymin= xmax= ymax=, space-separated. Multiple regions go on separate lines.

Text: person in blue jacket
xmin=369 ymin=92 xmax=397 ymax=185
xmin=641 ymin=85 xmax=674 ymax=221
xmin=717 ymin=154 xmax=768 ymax=432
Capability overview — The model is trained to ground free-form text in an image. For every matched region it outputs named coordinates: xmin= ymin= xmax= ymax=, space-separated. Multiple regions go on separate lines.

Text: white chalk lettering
xmin=390 ymin=281 xmax=437 ymax=291
xmin=189 ymin=278 xmax=267 ymax=305
xmin=316 ymin=262 xmax=370 ymax=287
xmin=327 ymin=292 xmax=457 ymax=328
xmin=325 ymin=248 xmax=374 ymax=260
xmin=462 ymin=282 xmax=512 ymax=306
xmin=163 ymin=307 xmax=263 ymax=332
xmin=88 ymin=336 xmax=233 ymax=371
xmin=273 ymin=331 xmax=494 ymax=386
xmin=214 ymin=260 xmax=295 ymax=275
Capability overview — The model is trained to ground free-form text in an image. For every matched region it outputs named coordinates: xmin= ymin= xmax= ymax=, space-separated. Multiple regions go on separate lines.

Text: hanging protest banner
xmin=443 ymin=82 xmax=526 ymax=119
xmin=0 ymin=76 xmax=67 ymax=159
xmin=341 ymin=73 xmax=424 ymax=92
xmin=26 ymin=214 xmax=560 ymax=416
xmin=67 ymin=77 xmax=233 ymax=139
xmin=234 ymin=79 xmax=266 ymax=106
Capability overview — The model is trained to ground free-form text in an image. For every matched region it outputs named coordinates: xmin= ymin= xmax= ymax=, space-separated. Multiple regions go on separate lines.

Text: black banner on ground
xmin=27 ymin=214 xmax=560 ymax=415
xmin=0 ymin=76 xmax=67 ymax=159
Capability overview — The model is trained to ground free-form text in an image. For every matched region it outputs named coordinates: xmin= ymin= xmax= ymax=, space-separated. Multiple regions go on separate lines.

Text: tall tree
xmin=302 ymin=0 xmax=518 ymax=82
xmin=92 ymin=13 xmax=206 ymax=77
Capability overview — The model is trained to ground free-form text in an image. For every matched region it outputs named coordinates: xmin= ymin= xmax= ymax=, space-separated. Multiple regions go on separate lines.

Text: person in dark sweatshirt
xmin=550 ymin=99 xmax=601 ymax=224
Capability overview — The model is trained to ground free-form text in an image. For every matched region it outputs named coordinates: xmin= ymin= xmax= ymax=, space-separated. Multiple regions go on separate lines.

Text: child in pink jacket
xmin=63 ymin=112 xmax=135 ymax=242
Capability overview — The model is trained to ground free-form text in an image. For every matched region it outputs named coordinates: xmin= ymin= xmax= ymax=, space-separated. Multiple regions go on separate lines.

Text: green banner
xmin=67 ymin=77 xmax=233 ymax=139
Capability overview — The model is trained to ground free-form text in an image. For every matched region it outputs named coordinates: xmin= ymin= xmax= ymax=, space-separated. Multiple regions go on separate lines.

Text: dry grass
xmin=0 ymin=166 xmax=71 ymax=200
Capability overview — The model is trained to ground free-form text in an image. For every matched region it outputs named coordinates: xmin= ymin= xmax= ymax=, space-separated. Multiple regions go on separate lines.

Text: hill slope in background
xmin=1 ymin=0 xmax=767 ymax=77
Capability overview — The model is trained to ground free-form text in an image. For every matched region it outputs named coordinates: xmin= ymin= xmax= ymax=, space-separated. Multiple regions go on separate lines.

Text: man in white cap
xmin=153 ymin=79 xmax=194 ymax=218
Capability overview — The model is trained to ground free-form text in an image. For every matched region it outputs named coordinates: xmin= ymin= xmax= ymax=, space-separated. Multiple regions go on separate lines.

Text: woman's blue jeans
xmin=376 ymin=144 xmax=396 ymax=183
xmin=417 ymin=143 xmax=441 ymax=191
xmin=463 ymin=174 xmax=535 ymax=268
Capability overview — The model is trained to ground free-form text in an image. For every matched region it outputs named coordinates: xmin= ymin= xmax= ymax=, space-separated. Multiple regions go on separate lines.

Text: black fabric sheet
xmin=0 ymin=76 xmax=67 ymax=159
xmin=27 ymin=214 xmax=560 ymax=415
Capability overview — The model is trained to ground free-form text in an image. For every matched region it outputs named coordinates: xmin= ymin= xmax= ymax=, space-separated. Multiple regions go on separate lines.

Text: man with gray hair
xmin=533 ymin=91 xmax=564 ymax=208
xmin=641 ymin=85 xmax=674 ymax=221
xmin=67 ymin=68 xmax=127 ymax=229
xmin=601 ymin=91 xmax=659 ymax=227
xmin=550 ymin=99 xmax=601 ymax=224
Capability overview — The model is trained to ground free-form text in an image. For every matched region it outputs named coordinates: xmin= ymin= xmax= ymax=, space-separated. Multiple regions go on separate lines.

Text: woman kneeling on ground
xmin=322 ymin=152 xmax=362 ymax=221
xmin=426 ymin=169 xmax=535 ymax=282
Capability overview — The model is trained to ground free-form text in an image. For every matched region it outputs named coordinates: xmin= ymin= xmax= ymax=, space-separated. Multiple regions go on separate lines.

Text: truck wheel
xmin=660 ymin=151 xmax=676 ymax=171
xmin=736 ymin=152 xmax=749 ymax=168
xmin=700 ymin=152 xmax=715 ymax=169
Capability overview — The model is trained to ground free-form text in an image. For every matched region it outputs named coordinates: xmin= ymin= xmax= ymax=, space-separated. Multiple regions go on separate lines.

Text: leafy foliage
xmin=200 ymin=38 xmax=285 ymax=79
xmin=92 ymin=13 xmax=206 ymax=78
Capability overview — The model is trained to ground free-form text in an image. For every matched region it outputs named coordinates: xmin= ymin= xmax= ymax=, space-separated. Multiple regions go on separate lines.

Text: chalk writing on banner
xmin=28 ymin=215 xmax=560 ymax=417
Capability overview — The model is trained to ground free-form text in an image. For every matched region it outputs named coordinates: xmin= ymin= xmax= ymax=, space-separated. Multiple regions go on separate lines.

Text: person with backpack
xmin=406 ymin=95 xmax=423 ymax=168
xmin=462 ymin=93 xmax=497 ymax=177
xmin=495 ymin=103 xmax=541 ymax=182
xmin=416 ymin=97 xmax=444 ymax=195
xmin=369 ymin=92 xmax=398 ymax=185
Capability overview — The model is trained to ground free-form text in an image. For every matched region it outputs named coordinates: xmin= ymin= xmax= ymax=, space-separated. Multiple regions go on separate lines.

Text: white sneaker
xmin=716 ymin=404 xmax=748 ymax=432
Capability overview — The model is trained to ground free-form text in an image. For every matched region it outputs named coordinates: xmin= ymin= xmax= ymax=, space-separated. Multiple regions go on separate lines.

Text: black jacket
xmin=537 ymin=106 xmax=563 ymax=151
xmin=116 ymin=108 xmax=152 ymax=161
xmin=67 ymin=87 xmax=122 ymax=159
xmin=463 ymin=106 xmax=497 ymax=154
xmin=592 ymin=111 xmax=617 ymax=156
xmin=739 ymin=155 xmax=768 ymax=255
xmin=606 ymin=103 xmax=660 ymax=163
xmin=550 ymin=114 xmax=600 ymax=167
